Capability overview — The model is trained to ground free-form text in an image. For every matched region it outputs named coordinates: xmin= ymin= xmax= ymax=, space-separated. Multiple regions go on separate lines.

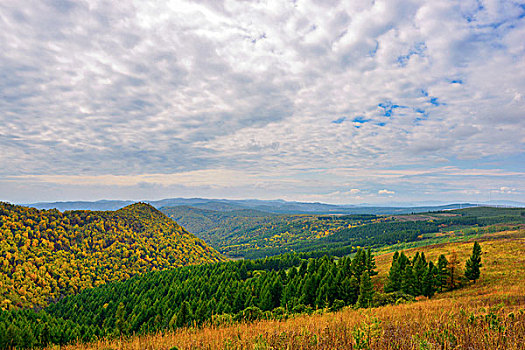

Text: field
xmin=56 ymin=227 xmax=525 ymax=350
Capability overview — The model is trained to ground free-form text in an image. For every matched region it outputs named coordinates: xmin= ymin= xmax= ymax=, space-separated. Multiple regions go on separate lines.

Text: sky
xmin=0 ymin=0 xmax=524 ymax=205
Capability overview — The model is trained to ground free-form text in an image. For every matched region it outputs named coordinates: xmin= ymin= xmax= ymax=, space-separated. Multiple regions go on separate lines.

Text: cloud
xmin=378 ymin=189 xmax=395 ymax=195
xmin=497 ymin=186 xmax=517 ymax=194
xmin=0 ymin=0 xmax=523 ymax=203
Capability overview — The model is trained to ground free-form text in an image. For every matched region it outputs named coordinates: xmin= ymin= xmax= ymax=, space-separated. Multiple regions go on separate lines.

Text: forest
xmin=161 ymin=205 xmax=383 ymax=258
xmin=164 ymin=205 xmax=524 ymax=259
xmin=0 ymin=242 xmax=483 ymax=349
xmin=0 ymin=202 xmax=224 ymax=309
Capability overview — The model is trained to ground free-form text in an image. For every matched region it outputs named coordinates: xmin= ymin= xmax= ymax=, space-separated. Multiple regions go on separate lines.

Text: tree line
xmin=0 ymin=243 xmax=482 ymax=349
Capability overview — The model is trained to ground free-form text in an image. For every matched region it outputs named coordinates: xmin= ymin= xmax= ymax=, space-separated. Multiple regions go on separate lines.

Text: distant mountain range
xmin=22 ymin=198 xmax=525 ymax=215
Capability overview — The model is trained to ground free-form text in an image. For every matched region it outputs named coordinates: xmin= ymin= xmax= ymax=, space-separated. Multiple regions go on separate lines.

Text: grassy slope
xmin=58 ymin=227 xmax=525 ymax=349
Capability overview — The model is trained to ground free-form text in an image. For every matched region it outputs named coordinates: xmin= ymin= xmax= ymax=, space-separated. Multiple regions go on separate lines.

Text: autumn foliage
xmin=0 ymin=202 xmax=225 ymax=309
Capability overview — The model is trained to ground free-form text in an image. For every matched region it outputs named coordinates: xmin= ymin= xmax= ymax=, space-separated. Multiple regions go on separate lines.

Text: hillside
xmin=162 ymin=206 xmax=525 ymax=259
xmin=59 ymin=227 xmax=525 ymax=350
xmin=160 ymin=205 xmax=274 ymax=234
xmin=0 ymin=202 xmax=225 ymax=309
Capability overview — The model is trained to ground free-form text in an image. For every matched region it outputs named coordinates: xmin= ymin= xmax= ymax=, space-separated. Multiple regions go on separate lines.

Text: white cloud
xmin=378 ymin=189 xmax=395 ymax=195
xmin=498 ymin=186 xmax=517 ymax=194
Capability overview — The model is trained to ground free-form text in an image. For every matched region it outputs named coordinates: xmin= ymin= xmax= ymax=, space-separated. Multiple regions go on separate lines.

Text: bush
xmin=372 ymin=291 xmax=414 ymax=307
xmin=292 ymin=304 xmax=313 ymax=314
xmin=272 ymin=306 xmax=288 ymax=320
xmin=210 ymin=314 xmax=234 ymax=327
xmin=236 ymin=306 xmax=264 ymax=322
xmin=330 ymin=299 xmax=345 ymax=312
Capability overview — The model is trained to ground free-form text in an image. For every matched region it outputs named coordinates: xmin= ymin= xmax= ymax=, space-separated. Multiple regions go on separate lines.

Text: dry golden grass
xmin=56 ymin=229 xmax=525 ymax=350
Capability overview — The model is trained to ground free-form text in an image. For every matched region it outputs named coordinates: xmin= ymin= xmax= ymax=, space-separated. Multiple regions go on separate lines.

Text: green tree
xmin=365 ymin=247 xmax=378 ymax=276
xmin=384 ymin=252 xmax=402 ymax=292
xmin=465 ymin=242 xmax=482 ymax=283
xmin=357 ymin=271 xmax=374 ymax=308
xmin=437 ymin=254 xmax=448 ymax=291
xmin=115 ymin=302 xmax=127 ymax=336
xmin=175 ymin=301 xmax=193 ymax=328
xmin=422 ymin=262 xmax=437 ymax=298
xmin=352 ymin=249 xmax=367 ymax=282
xmin=413 ymin=253 xmax=427 ymax=295
xmin=401 ymin=265 xmax=415 ymax=296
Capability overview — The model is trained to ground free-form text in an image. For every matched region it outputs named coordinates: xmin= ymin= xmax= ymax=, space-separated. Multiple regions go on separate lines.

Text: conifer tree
xmin=348 ymin=276 xmax=360 ymax=305
xmin=365 ymin=247 xmax=378 ymax=276
xmin=115 ymin=302 xmax=127 ymax=336
xmin=299 ymin=274 xmax=317 ymax=306
xmin=398 ymin=252 xmax=409 ymax=272
xmin=357 ymin=271 xmax=374 ymax=308
xmin=465 ymin=242 xmax=482 ymax=283
xmin=352 ymin=249 xmax=367 ymax=282
xmin=422 ymin=262 xmax=437 ymax=298
xmin=175 ymin=301 xmax=193 ymax=328
xmin=437 ymin=254 xmax=448 ymax=291
xmin=402 ymin=265 xmax=415 ymax=296
xmin=413 ymin=254 xmax=428 ymax=296
xmin=385 ymin=254 xmax=402 ymax=293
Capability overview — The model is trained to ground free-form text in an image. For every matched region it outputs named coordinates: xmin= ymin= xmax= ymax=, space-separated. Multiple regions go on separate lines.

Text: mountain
xmin=0 ymin=202 xmax=225 ymax=310
xmin=24 ymin=198 xmax=500 ymax=214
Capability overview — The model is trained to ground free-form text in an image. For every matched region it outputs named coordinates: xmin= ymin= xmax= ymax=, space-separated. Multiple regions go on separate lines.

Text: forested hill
xmin=0 ymin=202 xmax=225 ymax=310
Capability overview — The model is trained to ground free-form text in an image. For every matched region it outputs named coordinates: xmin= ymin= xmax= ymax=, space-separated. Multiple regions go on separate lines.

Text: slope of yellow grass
xmin=54 ymin=229 xmax=525 ymax=350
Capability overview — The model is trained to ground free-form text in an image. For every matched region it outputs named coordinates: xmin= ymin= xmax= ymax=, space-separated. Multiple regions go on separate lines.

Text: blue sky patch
xmin=378 ymin=101 xmax=405 ymax=117
xmin=397 ymin=42 xmax=426 ymax=67
xmin=331 ymin=117 xmax=346 ymax=124
xmin=352 ymin=116 xmax=370 ymax=124
xmin=429 ymin=97 xmax=442 ymax=106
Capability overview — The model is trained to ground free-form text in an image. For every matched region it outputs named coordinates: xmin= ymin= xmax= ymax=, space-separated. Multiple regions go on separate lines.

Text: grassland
xmin=56 ymin=227 xmax=525 ymax=350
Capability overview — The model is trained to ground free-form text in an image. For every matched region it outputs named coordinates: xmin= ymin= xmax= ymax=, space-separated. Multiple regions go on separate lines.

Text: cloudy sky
xmin=1 ymin=0 xmax=524 ymax=204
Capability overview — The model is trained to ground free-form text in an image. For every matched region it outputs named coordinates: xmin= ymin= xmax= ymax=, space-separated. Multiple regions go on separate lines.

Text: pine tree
xmin=413 ymin=254 xmax=428 ymax=296
xmin=465 ymin=242 xmax=482 ymax=283
xmin=115 ymin=302 xmax=127 ymax=336
xmin=282 ymin=278 xmax=298 ymax=310
xmin=352 ymin=249 xmax=367 ymax=282
xmin=401 ymin=265 xmax=416 ymax=296
xmin=384 ymin=254 xmax=402 ymax=293
xmin=299 ymin=274 xmax=318 ymax=307
xmin=398 ymin=252 xmax=409 ymax=271
xmin=422 ymin=262 xmax=437 ymax=298
xmin=437 ymin=254 xmax=448 ymax=291
xmin=365 ymin=247 xmax=378 ymax=276
xmin=357 ymin=271 xmax=375 ymax=308
xmin=175 ymin=301 xmax=193 ymax=328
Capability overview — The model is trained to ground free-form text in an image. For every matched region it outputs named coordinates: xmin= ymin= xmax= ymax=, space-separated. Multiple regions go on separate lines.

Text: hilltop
xmin=0 ymin=202 xmax=225 ymax=309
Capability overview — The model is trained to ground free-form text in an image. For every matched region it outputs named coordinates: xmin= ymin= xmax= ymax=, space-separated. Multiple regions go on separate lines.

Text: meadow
xmin=55 ymin=227 xmax=525 ymax=350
